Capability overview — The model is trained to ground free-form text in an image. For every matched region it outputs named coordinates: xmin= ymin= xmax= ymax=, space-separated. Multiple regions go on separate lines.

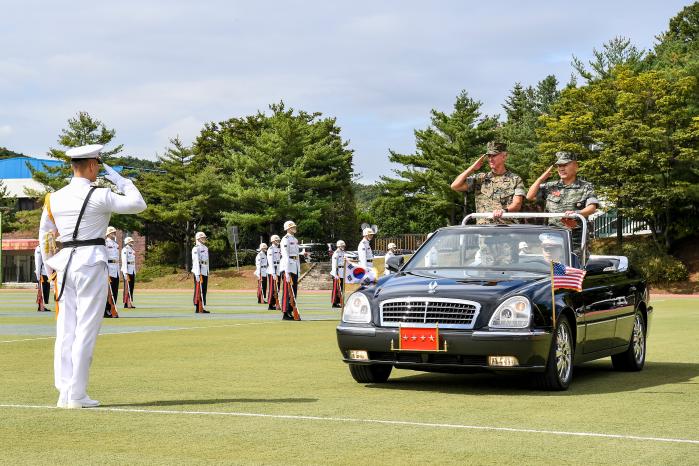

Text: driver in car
xmin=540 ymin=233 xmax=565 ymax=263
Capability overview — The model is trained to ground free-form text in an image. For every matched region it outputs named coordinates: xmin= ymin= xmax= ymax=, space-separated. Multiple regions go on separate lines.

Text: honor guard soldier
xmin=527 ymin=151 xmax=599 ymax=257
xmin=192 ymin=231 xmax=210 ymax=313
xmin=450 ymin=141 xmax=526 ymax=224
xmin=38 ymin=144 xmax=146 ymax=409
xmin=330 ymin=240 xmax=346 ymax=308
xmin=266 ymin=235 xmax=282 ymax=310
xmin=255 ymin=243 xmax=269 ymax=304
xmin=34 ymin=245 xmax=51 ymax=312
xmin=383 ymin=242 xmax=397 ymax=276
xmin=358 ymin=227 xmax=375 ymax=270
xmin=279 ymin=220 xmax=301 ymax=320
xmin=121 ymin=237 xmax=137 ymax=309
xmin=104 ymin=226 xmax=120 ymax=318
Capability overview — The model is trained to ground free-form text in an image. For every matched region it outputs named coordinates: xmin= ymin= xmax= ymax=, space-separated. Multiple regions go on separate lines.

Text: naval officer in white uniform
xmin=39 ymin=144 xmax=146 ymax=409
xmin=357 ymin=227 xmax=375 ymax=270
xmin=104 ymin=226 xmax=120 ymax=317
xmin=191 ymin=231 xmax=210 ymax=313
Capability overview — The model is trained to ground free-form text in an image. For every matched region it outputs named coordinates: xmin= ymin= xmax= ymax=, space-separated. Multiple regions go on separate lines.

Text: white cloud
xmin=0 ymin=125 xmax=13 ymax=137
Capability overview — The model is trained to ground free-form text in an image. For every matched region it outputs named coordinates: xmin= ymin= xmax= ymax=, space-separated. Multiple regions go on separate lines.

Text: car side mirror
xmin=386 ymin=255 xmax=404 ymax=272
xmin=585 ymin=260 xmax=614 ymax=275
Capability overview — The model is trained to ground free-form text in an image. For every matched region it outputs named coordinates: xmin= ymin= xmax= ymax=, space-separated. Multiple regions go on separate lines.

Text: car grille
xmin=369 ymin=352 xmax=487 ymax=366
xmin=380 ymin=298 xmax=480 ymax=329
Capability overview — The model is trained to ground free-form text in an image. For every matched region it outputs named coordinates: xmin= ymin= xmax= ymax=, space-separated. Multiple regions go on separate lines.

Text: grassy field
xmin=0 ymin=290 xmax=697 ymax=465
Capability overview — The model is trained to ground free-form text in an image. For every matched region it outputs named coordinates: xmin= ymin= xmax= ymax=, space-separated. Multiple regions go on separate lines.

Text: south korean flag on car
xmin=345 ymin=261 xmax=376 ymax=285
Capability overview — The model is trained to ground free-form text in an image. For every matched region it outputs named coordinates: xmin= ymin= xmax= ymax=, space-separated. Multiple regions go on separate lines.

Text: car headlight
xmin=489 ymin=296 xmax=531 ymax=329
xmin=342 ymin=292 xmax=372 ymax=323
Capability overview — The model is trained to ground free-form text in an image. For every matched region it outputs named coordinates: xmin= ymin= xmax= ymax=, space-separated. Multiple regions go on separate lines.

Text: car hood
xmin=370 ymin=271 xmax=549 ymax=327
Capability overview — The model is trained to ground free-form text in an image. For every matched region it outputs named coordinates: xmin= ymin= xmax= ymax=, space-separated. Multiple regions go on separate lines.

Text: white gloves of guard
xmin=103 ymin=163 xmax=127 ymax=191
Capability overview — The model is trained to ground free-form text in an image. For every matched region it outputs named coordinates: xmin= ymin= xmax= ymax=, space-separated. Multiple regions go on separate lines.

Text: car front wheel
xmin=611 ymin=310 xmax=646 ymax=371
xmin=348 ymin=363 xmax=392 ymax=383
xmin=537 ymin=316 xmax=574 ymax=390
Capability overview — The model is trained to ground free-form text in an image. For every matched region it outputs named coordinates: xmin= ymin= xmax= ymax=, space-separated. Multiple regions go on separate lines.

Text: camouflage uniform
xmin=466 ymin=171 xmax=526 ymax=224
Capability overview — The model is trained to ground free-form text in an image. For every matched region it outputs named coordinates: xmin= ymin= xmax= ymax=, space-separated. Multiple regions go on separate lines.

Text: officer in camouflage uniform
xmin=527 ymin=151 xmax=599 ymax=257
xmin=451 ymin=141 xmax=526 ymax=224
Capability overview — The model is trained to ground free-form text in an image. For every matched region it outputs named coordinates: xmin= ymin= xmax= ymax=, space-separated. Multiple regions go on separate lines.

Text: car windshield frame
xmin=402 ymin=227 xmax=572 ymax=278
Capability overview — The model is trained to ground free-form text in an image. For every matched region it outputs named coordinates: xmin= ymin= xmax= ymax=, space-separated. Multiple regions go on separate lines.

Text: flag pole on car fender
xmin=550 ymin=261 xmax=556 ymax=328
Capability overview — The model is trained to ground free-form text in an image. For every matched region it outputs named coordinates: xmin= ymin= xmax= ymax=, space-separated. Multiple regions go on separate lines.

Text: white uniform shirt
xmin=255 ymin=251 xmax=268 ymax=278
xmin=39 ymin=176 xmax=146 ymax=275
xmin=331 ymin=249 xmax=345 ymax=278
xmin=384 ymin=250 xmax=395 ymax=276
xmin=357 ymin=238 xmax=374 ymax=269
xmin=267 ymin=244 xmax=281 ymax=276
xmin=34 ymin=245 xmax=47 ymax=279
xmin=279 ymin=233 xmax=300 ymax=275
xmin=106 ymin=237 xmax=120 ymax=278
xmin=191 ymin=242 xmax=209 ymax=277
xmin=121 ymin=245 xmax=136 ymax=275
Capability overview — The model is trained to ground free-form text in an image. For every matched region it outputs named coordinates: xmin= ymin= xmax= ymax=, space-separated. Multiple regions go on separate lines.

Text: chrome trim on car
xmin=472 ymin=330 xmax=549 ymax=338
xmin=379 ymin=297 xmax=481 ymax=329
xmin=336 ymin=326 xmax=376 ymax=336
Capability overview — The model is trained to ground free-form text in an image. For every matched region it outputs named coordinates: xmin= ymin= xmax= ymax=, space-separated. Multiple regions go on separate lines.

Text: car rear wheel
xmin=536 ymin=315 xmax=573 ymax=391
xmin=348 ymin=363 xmax=392 ymax=383
xmin=611 ymin=311 xmax=646 ymax=371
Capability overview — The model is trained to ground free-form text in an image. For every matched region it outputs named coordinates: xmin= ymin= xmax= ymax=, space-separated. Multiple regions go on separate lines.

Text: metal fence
xmin=591 ymin=210 xmax=653 ymax=238
xmin=375 ymin=234 xmax=427 ymax=253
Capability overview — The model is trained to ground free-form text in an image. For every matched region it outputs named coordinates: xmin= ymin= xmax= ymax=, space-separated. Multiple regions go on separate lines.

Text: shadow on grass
xmin=106 ymin=397 xmax=318 ymax=407
xmin=364 ymin=361 xmax=699 ymax=395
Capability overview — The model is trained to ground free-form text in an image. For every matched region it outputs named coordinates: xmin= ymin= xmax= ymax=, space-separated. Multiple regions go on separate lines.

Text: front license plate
xmin=396 ymin=326 xmax=441 ymax=351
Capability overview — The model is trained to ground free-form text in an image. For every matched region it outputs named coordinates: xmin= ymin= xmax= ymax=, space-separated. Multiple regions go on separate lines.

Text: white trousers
xmin=54 ymin=262 xmax=108 ymax=400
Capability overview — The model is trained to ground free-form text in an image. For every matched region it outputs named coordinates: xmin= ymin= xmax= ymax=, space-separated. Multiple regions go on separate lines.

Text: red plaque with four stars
xmin=398 ymin=326 xmax=440 ymax=351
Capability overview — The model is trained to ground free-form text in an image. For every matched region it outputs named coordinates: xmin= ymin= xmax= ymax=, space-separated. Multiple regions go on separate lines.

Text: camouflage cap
xmin=555 ymin=151 xmax=578 ymax=165
xmin=486 ymin=141 xmax=507 ymax=155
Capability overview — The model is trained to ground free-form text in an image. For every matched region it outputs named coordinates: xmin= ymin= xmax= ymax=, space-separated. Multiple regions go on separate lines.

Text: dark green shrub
xmin=144 ymin=241 xmax=180 ymax=267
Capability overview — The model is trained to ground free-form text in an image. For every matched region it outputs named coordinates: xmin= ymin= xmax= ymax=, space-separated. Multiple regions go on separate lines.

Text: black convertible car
xmin=336 ymin=213 xmax=651 ymax=390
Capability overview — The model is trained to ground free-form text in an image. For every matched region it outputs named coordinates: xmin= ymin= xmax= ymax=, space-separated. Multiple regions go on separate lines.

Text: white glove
xmin=103 ymin=163 xmax=126 ymax=191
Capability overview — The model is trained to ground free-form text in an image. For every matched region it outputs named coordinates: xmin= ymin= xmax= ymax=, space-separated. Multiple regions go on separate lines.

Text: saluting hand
xmin=472 ymin=155 xmax=486 ymax=170
xmin=539 ymin=165 xmax=555 ymax=182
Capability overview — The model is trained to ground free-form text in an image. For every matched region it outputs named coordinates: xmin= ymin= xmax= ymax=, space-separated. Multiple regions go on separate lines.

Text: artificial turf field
xmin=0 ymin=289 xmax=697 ymax=465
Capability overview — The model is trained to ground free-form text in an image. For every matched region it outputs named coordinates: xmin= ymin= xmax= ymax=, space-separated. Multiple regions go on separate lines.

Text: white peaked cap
xmin=105 ymin=226 xmax=117 ymax=236
xmin=65 ymin=144 xmax=104 ymax=159
xmin=387 ymin=243 xmax=397 ymax=249
xmin=539 ymin=233 xmax=564 ymax=246
xmin=259 ymin=243 xmax=268 ymax=250
xmin=284 ymin=220 xmax=296 ymax=231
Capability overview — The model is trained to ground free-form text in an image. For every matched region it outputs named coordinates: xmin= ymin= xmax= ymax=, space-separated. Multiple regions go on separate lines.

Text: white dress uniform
xmin=255 ymin=251 xmax=269 ymax=278
xmin=331 ymin=249 xmax=345 ymax=278
xmin=34 ymin=245 xmax=47 ymax=278
xmin=357 ymin=238 xmax=374 ymax=270
xmin=191 ymin=242 xmax=209 ymax=277
xmin=39 ymin=159 xmax=146 ymax=407
xmin=279 ymin=234 xmax=300 ymax=276
xmin=120 ymin=245 xmax=136 ymax=276
xmin=106 ymin=237 xmax=120 ymax=278
xmin=267 ymin=244 xmax=281 ymax=277
xmin=384 ymin=250 xmax=395 ymax=276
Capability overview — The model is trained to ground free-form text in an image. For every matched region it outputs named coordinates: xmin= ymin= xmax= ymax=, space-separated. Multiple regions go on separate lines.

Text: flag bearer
xmin=330 ymin=240 xmax=346 ymax=308
xmin=255 ymin=243 xmax=269 ymax=304
xmin=279 ymin=220 xmax=301 ymax=320
xmin=192 ymin=231 xmax=210 ymax=313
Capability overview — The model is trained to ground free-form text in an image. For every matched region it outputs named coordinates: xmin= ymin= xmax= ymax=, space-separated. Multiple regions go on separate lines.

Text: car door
xmin=581 ymin=273 xmax=617 ymax=354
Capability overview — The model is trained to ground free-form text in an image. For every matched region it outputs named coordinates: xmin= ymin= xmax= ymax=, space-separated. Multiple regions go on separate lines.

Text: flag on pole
xmin=551 ymin=261 xmax=586 ymax=292
xmin=344 ymin=261 xmax=376 ymax=285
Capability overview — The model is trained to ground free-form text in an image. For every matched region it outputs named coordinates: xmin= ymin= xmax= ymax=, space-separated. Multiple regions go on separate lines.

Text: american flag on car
xmin=551 ymin=261 xmax=586 ymax=292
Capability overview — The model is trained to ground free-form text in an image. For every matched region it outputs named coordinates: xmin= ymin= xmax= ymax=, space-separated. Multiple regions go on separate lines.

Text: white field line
xmin=0 ymin=321 xmax=278 ymax=344
xmin=1 ymin=404 xmax=698 ymax=446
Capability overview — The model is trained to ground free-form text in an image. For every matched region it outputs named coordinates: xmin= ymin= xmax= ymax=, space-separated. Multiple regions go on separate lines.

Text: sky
xmin=0 ymin=1 xmax=693 ymax=182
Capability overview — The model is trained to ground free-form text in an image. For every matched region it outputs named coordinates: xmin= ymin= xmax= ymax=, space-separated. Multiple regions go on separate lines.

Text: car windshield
xmin=403 ymin=228 xmax=570 ymax=279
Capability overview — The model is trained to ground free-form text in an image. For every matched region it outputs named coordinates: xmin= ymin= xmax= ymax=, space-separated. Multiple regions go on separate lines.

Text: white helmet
xmin=284 ymin=220 xmax=297 ymax=231
xmin=336 ymin=240 xmax=346 ymax=248
xmin=195 ymin=231 xmax=207 ymax=241
xmin=270 ymin=234 xmax=281 ymax=242
xmin=124 ymin=237 xmax=134 ymax=246
xmin=387 ymin=242 xmax=397 ymax=250
xmin=259 ymin=242 xmax=268 ymax=251
xmin=363 ymin=227 xmax=375 ymax=236
xmin=518 ymin=241 xmax=529 ymax=250
xmin=105 ymin=226 xmax=117 ymax=236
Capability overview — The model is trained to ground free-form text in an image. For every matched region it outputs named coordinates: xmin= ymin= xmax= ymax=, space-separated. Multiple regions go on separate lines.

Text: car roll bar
xmin=461 ymin=212 xmax=588 ymax=266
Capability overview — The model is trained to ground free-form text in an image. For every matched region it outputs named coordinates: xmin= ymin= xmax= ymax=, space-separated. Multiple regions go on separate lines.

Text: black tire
xmin=536 ymin=315 xmax=574 ymax=390
xmin=611 ymin=310 xmax=646 ymax=371
xmin=348 ymin=364 xmax=392 ymax=383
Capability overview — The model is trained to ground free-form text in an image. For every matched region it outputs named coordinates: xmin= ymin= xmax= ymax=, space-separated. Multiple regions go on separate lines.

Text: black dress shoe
xmin=202 ymin=309 xmax=210 ymax=313
xmin=282 ymin=313 xmax=293 ymax=320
